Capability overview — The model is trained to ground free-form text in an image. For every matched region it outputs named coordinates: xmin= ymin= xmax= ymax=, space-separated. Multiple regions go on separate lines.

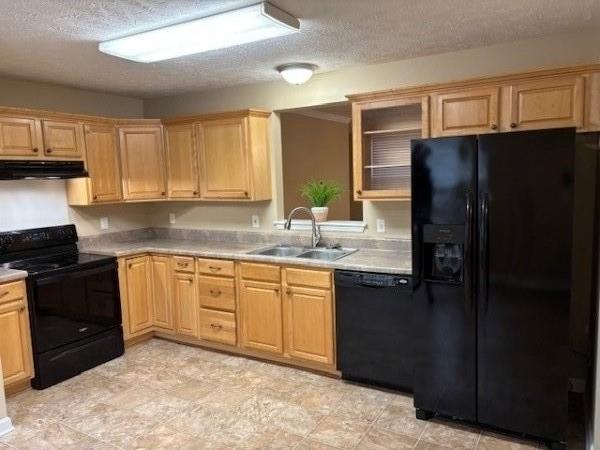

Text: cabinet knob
xmin=286 ymin=288 xmax=291 ymax=295
xmin=93 ymin=195 xmax=98 ymax=200
xmin=161 ymin=191 xmax=166 ymax=196
xmin=209 ymin=289 xmax=221 ymax=296
xmin=356 ymin=190 xmax=362 ymax=195
xmin=193 ymin=191 xmax=198 ymax=195
xmin=243 ymin=191 xmax=249 ymax=197
xmin=188 ymin=279 xmax=193 ymax=284
xmin=510 ymin=122 xmax=517 ymax=129
xmin=32 ymin=147 xmax=39 ymax=153
xmin=210 ymin=323 xmax=223 ymax=330
xmin=490 ymin=123 xmax=497 ymax=130
xmin=46 ymin=148 xmax=53 ymax=153
xmin=128 ymin=263 xmax=132 ymax=269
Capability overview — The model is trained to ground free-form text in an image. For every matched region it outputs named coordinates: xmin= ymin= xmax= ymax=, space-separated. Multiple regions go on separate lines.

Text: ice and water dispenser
xmin=422 ymin=224 xmax=464 ymax=283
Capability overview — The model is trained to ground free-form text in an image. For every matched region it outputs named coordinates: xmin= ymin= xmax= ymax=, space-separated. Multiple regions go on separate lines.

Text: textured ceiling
xmin=0 ymin=0 xmax=599 ymax=98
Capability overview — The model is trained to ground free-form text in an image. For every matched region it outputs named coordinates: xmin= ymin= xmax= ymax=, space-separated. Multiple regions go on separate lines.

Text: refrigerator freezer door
xmin=477 ymin=129 xmax=574 ymax=442
xmin=411 ymin=135 xmax=478 ymax=421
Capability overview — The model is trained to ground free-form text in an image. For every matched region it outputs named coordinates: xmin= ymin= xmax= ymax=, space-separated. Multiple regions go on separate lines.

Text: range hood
xmin=0 ymin=160 xmax=88 ymax=180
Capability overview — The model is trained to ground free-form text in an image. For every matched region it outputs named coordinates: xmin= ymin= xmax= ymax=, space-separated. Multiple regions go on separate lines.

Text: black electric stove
xmin=0 ymin=225 xmax=124 ymax=389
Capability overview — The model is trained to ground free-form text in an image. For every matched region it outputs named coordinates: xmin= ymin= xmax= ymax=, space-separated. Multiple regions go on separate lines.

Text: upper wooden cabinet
xmin=165 ymin=124 xmax=199 ymax=198
xmin=67 ymin=124 xmax=122 ymax=205
xmin=0 ymin=280 xmax=34 ymax=389
xmin=352 ymin=96 xmax=428 ymax=200
xmin=431 ymin=86 xmax=500 ymax=137
xmin=195 ymin=112 xmax=271 ymax=200
xmin=0 ymin=117 xmax=42 ymax=158
xmin=505 ymin=76 xmax=584 ymax=131
xmin=41 ymin=120 xmax=85 ymax=159
xmin=119 ymin=125 xmax=167 ymax=201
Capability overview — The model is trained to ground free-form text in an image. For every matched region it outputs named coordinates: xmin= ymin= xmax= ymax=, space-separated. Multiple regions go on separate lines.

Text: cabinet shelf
xmin=363 ymin=127 xmax=421 ymax=135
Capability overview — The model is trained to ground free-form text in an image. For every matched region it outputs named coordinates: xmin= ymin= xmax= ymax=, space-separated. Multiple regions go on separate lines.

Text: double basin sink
xmin=248 ymin=245 xmax=357 ymax=261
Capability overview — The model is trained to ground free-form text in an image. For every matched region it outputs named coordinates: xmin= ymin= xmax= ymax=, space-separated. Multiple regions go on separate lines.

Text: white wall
xmin=0 ymin=180 xmax=69 ymax=231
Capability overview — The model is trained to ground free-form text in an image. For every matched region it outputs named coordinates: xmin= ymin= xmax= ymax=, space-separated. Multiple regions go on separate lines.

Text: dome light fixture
xmin=277 ymin=63 xmax=317 ymax=85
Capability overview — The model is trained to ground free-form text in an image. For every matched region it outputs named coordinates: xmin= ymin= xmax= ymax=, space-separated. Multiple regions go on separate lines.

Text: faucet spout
xmin=284 ymin=207 xmax=321 ymax=248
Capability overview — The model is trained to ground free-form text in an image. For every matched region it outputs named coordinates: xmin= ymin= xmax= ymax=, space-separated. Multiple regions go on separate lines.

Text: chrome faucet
xmin=284 ymin=207 xmax=321 ymax=248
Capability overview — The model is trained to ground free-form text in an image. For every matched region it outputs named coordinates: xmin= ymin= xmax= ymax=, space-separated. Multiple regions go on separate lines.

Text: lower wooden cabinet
xmin=239 ymin=279 xmax=283 ymax=354
xmin=173 ymin=271 xmax=198 ymax=337
xmin=125 ymin=256 xmax=153 ymax=334
xmin=151 ymin=255 xmax=173 ymax=330
xmin=118 ymin=255 xmax=335 ymax=372
xmin=0 ymin=280 xmax=34 ymax=388
xmin=283 ymin=285 xmax=334 ymax=365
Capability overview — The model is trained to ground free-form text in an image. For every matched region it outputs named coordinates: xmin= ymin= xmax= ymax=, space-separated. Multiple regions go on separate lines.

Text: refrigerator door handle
xmin=479 ymin=193 xmax=489 ymax=311
xmin=464 ymin=190 xmax=473 ymax=311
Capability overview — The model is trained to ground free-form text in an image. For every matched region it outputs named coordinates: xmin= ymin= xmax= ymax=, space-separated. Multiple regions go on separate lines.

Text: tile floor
xmin=1 ymin=339 xmax=548 ymax=449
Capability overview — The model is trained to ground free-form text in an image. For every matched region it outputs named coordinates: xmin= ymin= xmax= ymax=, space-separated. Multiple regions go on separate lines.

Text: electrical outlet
xmin=100 ymin=217 xmax=109 ymax=230
xmin=251 ymin=215 xmax=260 ymax=228
xmin=169 ymin=213 xmax=176 ymax=224
xmin=376 ymin=218 xmax=385 ymax=233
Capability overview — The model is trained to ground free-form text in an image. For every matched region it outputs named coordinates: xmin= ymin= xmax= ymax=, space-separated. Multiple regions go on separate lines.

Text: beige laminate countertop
xmin=0 ymin=267 xmax=28 ymax=283
xmin=79 ymin=239 xmax=412 ymax=275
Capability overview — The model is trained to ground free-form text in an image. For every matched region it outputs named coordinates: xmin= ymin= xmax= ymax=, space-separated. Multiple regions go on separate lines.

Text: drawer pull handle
xmin=0 ymin=291 xmax=8 ymax=298
xmin=210 ymin=323 xmax=223 ymax=330
xmin=177 ymin=262 xmax=188 ymax=267
xmin=510 ymin=122 xmax=517 ymax=129
xmin=490 ymin=123 xmax=497 ymax=130
xmin=46 ymin=148 xmax=53 ymax=153
xmin=208 ymin=266 xmax=221 ymax=272
xmin=32 ymin=147 xmax=39 ymax=153
xmin=209 ymin=289 xmax=221 ymax=296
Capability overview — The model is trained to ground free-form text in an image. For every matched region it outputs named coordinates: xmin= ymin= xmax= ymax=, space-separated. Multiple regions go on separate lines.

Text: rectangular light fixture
xmin=99 ymin=2 xmax=300 ymax=63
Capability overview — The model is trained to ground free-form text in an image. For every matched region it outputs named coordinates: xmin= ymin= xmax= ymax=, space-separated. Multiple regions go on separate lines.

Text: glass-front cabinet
xmin=351 ymin=96 xmax=429 ymax=200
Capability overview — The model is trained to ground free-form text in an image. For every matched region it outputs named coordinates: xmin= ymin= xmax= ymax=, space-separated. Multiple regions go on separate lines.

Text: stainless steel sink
xmin=249 ymin=245 xmax=305 ymax=257
xmin=249 ymin=245 xmax=357 ymax=261
xmin=296 ymin=248 xmax=357 ymax=261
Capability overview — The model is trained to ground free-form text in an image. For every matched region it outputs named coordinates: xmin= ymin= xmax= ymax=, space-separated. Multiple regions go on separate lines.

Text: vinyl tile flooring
xmin=1 ymin=339 xmax=549 ymax=449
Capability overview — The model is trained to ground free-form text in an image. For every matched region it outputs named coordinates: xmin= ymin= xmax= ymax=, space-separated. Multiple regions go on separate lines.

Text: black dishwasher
xmin=335 ymin=270 xmax=413 ymax=391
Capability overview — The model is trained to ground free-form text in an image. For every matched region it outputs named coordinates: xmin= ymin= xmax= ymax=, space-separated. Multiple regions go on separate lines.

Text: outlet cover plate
xmin=376 ymin=219 xmax=385 ymax=233
xmin=100 ymin=217 xmax=109 ymax=230
xmin=252 ymin=215 xmax=260 ymax=228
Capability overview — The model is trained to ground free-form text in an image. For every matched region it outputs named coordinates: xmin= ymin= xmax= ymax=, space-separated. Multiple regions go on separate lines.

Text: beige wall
xmin=0 ymin=77 xmax=146 ymax=236
xmin=281 ymin=113 xmax=351 ymax=220
xmin=144 ymin=29 xmax=600 ymax=237
xmin=0 ymin=76 xmax=143 ymax=118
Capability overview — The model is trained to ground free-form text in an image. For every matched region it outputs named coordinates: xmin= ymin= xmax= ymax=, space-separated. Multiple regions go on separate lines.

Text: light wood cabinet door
xmin=283 ymin=285 xmax=334 ymax=365
xmin=197 ymin=118 xmax=251 ymax=199
xmin=42 ymin=120 xmax=85 ymax=159
xmin=119 ymin=126 xmax=167 ymax=200
xmin=173 ymin=272 xmax=197 ymax=337
xmin=151 ymin=255 xmax=173 ymax=330
xmin=165 ymin=124 xmax=199 ymax=198
xmin=125 ymin=256 xmax=153 ymax=334
xmin=239 ymin=280 xmax=283 ymax=354
xmin=84 ymin=125 xmax=122 ymax=203
xmin=507 ymin=76 xmax=584 ymax=131
xmin=0 ymin=282 xmax=33 ymax=387
xmin=431 ymin=87 xmax=500 ymax=137
xmin=0 ymin=117 xmax=41 ymax=158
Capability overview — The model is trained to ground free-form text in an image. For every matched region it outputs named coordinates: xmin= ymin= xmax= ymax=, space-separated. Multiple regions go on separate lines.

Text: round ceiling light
xmin=276 ymin=63 xmax=317 ymax=85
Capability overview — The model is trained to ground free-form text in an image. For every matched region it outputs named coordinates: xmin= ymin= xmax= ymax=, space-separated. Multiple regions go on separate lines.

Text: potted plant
xmin=298 ymin=179 xmax=343 ymax=222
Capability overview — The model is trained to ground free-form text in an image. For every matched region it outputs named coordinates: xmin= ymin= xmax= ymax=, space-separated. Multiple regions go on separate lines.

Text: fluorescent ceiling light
xmin=277 ymin=63 xmax=317 ymax=85
xmin=99 ymin=2 xmax=300 ymax=63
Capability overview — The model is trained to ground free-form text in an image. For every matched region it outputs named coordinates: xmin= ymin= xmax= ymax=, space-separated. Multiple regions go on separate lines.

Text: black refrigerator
xmin=411 ymin=128 xmax=576 ymax=448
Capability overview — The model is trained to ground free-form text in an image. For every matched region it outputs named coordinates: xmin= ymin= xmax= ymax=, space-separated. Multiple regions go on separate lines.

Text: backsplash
xmin=78 ymin=227 xmax=411 ymax=253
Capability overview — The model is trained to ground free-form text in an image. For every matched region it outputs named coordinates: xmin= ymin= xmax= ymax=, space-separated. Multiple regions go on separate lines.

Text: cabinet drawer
xmin=198 ymin=275 xmax=236 ymax=312
xmin=0 ymin=281 xmax=26 ymax=305
xmin=173 ymin=256 xmax=195 ymax=273
xmin=240 ymin=262 xmax=281 ymax=282
xmin=285 ymin=268 xmax=332 ymax=289
xmin=197 ymin=258 xmax=234 ymax=277
xmin=198 ymin=309 xmax=236 ymax=345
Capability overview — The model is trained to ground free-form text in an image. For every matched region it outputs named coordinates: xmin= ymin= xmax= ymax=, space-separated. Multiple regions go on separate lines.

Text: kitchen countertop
xmin=80 ymin=238 xmax=412 ymax=275
xmin=0 ymin=268 xmax=28 ymax=283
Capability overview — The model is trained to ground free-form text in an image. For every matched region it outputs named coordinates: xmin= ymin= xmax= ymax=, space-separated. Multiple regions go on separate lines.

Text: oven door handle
xmin=34 ymin=262 xmax=117 ymax=286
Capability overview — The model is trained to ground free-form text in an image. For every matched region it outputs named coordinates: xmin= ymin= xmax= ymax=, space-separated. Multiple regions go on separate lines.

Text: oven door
xmin=29 ymin=262 xmax=121 ymax=353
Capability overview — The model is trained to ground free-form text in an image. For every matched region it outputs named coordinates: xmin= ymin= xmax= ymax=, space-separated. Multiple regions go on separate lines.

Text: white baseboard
xmin=0 ymin=417 xmax=14 ymax=437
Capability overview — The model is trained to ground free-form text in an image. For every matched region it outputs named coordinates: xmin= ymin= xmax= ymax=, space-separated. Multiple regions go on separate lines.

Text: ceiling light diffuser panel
xmin=99 ymin=2 xmax=300 ymax=63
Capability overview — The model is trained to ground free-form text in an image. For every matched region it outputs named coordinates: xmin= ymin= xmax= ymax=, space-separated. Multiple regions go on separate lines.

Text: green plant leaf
xmin=298 ymin=179 xmax=343 ymax=207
